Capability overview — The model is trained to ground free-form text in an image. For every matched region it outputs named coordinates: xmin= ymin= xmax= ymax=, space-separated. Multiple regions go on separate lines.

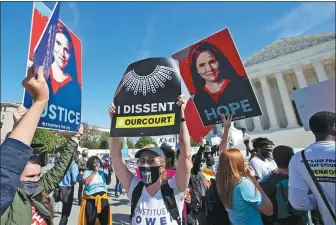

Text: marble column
xmin=275 ymin=71 xmax=299 ymax=128
xmin=253 ymin=116 xmax=263 ymax=131
xmin=293 ymin=66 xmax=308 ymax=88
xmin=260 ymin=76 xmax=279 ymax=130
xmin=312 ymin=59 xmax=329 ymax=82
xmin=237 ymin=120 xmax=247 ymax=130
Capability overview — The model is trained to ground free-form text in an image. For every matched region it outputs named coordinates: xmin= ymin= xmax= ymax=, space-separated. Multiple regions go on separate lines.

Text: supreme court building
xmin=209 ymin=31 xmax=335 ymax=149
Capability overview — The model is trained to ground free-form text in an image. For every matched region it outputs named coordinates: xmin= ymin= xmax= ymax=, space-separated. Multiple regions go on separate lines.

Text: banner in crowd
xmin=110 ymin=57 xmax=182 ymax=137
xmin=185 ymin=98 xmax=214 ymax=144
xmin=23 ymin=2 xmax=83 ymax=132
xmin=121 ymin=137 xmax=129 ymax=160
xmin=125 ymin=160 xmax=138 ymax=177
xmin=293 ymin=78 xmax=335 ymax=131
xmin=172 ymin=28 xmax=262 ymax=127
xmin=156 ymin=135 xmax=177 ymax=149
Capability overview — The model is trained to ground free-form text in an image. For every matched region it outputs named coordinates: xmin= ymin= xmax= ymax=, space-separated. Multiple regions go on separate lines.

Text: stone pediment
xmin=244 ymin=32 xmax=335 ymax=67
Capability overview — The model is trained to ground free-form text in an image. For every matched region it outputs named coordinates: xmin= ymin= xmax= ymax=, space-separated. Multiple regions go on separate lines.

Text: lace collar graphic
xmin=121 ymin=65 xmax=175 ymax=96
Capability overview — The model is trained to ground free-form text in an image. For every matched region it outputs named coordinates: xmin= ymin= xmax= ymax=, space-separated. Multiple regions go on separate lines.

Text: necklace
xmin=121 ymin=65 xmax=175 ymax=96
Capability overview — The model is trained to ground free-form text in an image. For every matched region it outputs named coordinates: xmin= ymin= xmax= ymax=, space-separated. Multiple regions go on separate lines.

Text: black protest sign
xmin=110 ymin=57 xmax=182 ymax=137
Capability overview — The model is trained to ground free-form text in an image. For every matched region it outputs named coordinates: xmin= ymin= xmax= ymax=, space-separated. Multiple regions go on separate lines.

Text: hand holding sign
xmin=22 ymin=66 xmax=49 ymax=103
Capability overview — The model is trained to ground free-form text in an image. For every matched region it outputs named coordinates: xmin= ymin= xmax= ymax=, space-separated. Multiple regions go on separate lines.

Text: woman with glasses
xmin=78 ymin=156 xmax=112 ymax=225
xmin=109 ymin=95 xmax=192 ymax=225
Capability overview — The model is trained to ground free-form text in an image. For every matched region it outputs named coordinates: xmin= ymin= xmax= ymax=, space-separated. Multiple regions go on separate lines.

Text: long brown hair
xmin=216 ymin=149 xmax=254 ymax=209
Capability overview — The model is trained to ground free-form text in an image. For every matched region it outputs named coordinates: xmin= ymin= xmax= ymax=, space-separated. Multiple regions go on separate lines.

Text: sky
xmin=1 ymin=1 xmax=335 ymax=131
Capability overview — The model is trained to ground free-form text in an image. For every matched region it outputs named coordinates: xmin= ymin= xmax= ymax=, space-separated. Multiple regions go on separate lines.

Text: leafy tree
xmin=32 ymin=128 xmax=65 ymax=153
xmin=86 ymin=141 xmax=100 ymax=149
xmin=135 ymin=136 xmax=157 ymax=149
xmin=121 ymin=137 xmax=135 ymax=149
xmin=99 ymin=140 xmax=109 ymax=149
xmin=80 ymin=123 xmax=101 ymax=148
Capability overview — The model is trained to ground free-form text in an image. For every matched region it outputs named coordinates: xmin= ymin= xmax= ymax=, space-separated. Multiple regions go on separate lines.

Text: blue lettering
xmin=49 ymin=104 xmax=57 ymax=120
xmin=216 ymin=105 xmax=229 ymax=116
xmin=204 ymin=108 xmax=218 ymax=121
xmin=136 ymin=216 xmax=142 ymax=224
xmin=64 ymin=108 xmax=68 ymax=122
xmin=41 ymin=105 xmax=48 ymax=118
xmin=146 ymin=217 xmax=156 ymax=225
xmin=241 ymin=99 xmax=252 ymax=112
xmin=160 ymin=217 xmax=167 ymax=225
xmin=75 ymin=112 xmax=81 ymax=125
xmin=68 ymin=110 xmax=75 ymax=123
xmin=57 ymin=106 xmax=64 ymax=121
xmin=229 ymin=102 xmax=240 ymax=115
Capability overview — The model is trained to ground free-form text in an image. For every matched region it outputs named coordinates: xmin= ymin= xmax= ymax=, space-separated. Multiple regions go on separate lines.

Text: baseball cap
xmin=135 ymin=144 xmax=165 ymax=158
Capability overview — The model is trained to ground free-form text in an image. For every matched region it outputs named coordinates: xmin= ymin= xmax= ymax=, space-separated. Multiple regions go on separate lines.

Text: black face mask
xmin=19 ymin=181 xmax=39 ymax=198
xmin=139 ymin=166 xmax=160 ymax=187
xmin=259 ymin=149 xmax=273 ymax=159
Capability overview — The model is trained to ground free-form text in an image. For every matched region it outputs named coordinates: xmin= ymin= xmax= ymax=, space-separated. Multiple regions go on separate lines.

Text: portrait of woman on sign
xmin=173 ymin=28 xmax=261 ymax=127
xmin=23 ymin=4 xmax=82 ymax=132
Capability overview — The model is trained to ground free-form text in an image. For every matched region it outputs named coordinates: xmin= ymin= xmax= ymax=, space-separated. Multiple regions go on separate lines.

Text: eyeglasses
xmin=137 ymin=157 xmax=161 ymax=166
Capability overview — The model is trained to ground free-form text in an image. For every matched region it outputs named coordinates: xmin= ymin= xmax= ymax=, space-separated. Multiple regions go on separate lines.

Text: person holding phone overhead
xmin=78 ymin=156 xmax=112 ymax=225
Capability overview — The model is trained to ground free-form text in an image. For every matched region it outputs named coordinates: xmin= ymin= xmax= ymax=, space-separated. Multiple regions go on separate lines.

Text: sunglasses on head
xmin=137 ymin=157 xmax=161 ymax=166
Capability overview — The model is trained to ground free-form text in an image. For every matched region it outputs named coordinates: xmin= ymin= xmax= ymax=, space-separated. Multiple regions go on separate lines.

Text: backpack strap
xmin=130 ymin=181 xmax=145 ymax=219
xmin=161 ymin=182 xmax=182 ymax=225
xmin=301 ymin=150 xmax=336 ymax=222
xmin=278 ymin=180 xmax=291 ymax=214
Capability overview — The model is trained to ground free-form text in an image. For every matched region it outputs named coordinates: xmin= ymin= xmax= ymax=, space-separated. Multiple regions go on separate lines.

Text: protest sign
xmin=156 ymin=135 xmax=177 ymax=149
xmin=185 ymin=98 xmax=214 ymax=144
xmin=172 ymin=28 xmax=262 ymax=127
xmin=23 ymin=2 xmax=82 ymax=132
xmin=110 ymin=57 xmax=182 ymax=137
xmin=293 ymin=78 xmax=335 ymax=131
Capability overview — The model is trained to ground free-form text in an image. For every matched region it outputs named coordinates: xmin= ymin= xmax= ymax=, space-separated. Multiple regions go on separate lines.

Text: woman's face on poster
xmin=196 ymin=50 xmax=220 ymax=82
xmin=53 ymin=32 xmax=70 ymax=69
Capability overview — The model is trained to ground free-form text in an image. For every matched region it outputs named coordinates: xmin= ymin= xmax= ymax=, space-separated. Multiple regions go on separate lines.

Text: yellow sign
xmin=115 ymin=113 xmax=175 ymax=128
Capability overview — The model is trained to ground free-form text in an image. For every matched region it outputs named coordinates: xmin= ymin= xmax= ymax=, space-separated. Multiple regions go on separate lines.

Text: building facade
xmin=1 ymin=102 xmax=21 ymax=143
xmin=208 ymin=32 xmax=335 ymax=149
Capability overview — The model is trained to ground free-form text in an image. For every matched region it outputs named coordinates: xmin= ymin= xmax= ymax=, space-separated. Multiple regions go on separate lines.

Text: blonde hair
xmin=216 ymin=149 xmax=255 ymax=208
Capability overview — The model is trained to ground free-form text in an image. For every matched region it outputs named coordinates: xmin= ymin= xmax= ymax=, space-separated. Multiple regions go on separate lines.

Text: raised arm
xmin=0 ymin=66 xmax=49 ymax=215
xmin=109 ymin=104 xmax=133 ymax=192
xmin=191 ymin=137 xmax=206 ymax=175
xmin=176 ymin=95 xmax=193 ymax=192
xmin=218 ymin=114 xmax=233 ymax=152
xmin=39 ymin=125 xmax=83 ymax=194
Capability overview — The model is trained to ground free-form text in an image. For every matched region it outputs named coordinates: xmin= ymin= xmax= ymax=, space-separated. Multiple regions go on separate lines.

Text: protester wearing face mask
xmin=78 ymin=149 xmax=89 ymax=205
xmin=0 ymin=66 xmax=83 ymax=225
xmin=109 ymin=95 xmax=192 ymax=225
xmin=249 ymin=137 xmax=277 ymax=180
xmin=78 ymin=156 xmax=112 ymax=225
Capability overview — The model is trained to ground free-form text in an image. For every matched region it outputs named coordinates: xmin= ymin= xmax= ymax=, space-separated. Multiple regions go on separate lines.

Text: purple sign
xmin=33 ymin=2 xmax=61 ymax=79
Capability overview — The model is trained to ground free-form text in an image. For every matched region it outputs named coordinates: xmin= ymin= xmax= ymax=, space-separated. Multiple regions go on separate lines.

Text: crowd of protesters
xmin=0 ymin=66 xmax=335 ymax=225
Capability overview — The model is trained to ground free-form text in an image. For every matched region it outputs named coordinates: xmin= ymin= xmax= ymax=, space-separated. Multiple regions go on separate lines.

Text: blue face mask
xmin=19 ymin=181 xmax=39 ymax=198
xmin=94 ymin=162 xmax=100 ymax=167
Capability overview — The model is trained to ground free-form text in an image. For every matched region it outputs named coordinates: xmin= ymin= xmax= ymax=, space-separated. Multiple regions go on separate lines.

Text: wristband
xmin=181 ymin=118 xmax=186 ymax=123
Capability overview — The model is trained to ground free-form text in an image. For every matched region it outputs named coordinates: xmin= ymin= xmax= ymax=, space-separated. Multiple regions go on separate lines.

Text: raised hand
xmin=74 ymin=124 xmax=84 ymax=139
xmin=177 ymin=95 xmax=187 ymax=112
xmin=13 ymin=105 xmax=28 ymax=125
xmin=220 ymin=114 xmax=233 ymax=129
xmin=22 ymin=66 xmax=49 ymax=103
xmin=108 ymin=104 xmax=116 ymax=119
